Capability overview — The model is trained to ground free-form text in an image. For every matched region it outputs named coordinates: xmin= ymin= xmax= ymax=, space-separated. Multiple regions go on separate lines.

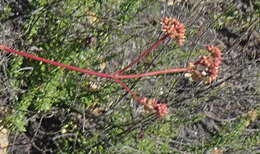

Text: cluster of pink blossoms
xmin=188 ymin=45 xmax=222 ymax=83
xmin=140 ymin=18 xmax=222 ymax=117
xmin=140 ymin=97 xmax=169 ymax=117
xmin=161 ymin=17 xmax=186 ymax=46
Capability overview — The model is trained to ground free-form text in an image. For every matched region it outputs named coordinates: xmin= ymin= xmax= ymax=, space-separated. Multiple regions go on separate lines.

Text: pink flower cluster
xmin=161 ymin=17 xmax=186 ymax=46
xmin=141 ymin=97 xmax=168 ymax=117
xmin=188 ymin=45 xmax=222 ymax=83
xmin=207 ymin=45 xmax=222 ymax=82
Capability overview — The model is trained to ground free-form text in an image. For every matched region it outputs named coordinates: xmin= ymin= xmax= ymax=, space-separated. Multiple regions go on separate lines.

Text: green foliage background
xmin=1 ymin=0 xmax=259 ymax=153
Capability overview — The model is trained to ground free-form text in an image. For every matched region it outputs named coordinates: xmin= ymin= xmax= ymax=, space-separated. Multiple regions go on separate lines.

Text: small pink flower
xmin=153 ymin=103 xmax=169 ymax=117
xmin=161 ymin=17 xmax=186 ymax=46
xmin=141 ymin=97 xmax=168 ymax=117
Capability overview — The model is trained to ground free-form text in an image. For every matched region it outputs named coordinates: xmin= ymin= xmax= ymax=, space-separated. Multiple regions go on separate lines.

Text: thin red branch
xmin=114 ymin=79 xmax=142 ymax=103
xmin=0 ymin=45 xmax=115 ymax=79
xmin=115 ymin=68 xmax=191 ymax=79
xmin=116 ymin=34 xmax=169 ymax=74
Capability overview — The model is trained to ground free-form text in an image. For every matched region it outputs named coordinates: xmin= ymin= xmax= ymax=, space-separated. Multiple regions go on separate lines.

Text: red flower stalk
xmin=0 ymin=44 xmax=222 ymax=117
xmin=0 ymin=17 xmax=222 ymax=119
xmin=161 ymin=17 xmax=186 ymax=46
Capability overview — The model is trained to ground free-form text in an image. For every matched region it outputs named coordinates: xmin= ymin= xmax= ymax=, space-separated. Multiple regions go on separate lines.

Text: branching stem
xmin=0 ymin=45 xmax=191 ymax=79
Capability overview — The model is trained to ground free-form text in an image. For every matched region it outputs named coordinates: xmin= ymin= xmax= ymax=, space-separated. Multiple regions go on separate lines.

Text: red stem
xmin=115 ymin=68 xmax=191 ymax=79
xmin=114 ymin=79 xmax=142 ymax=103
xmin=0 ymin=45 xmax=192 ymax=79
xmin=116 ymin=34 xmax=169 ymax=74
xmin=0 ymin=45 xmax=115 ymax=79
